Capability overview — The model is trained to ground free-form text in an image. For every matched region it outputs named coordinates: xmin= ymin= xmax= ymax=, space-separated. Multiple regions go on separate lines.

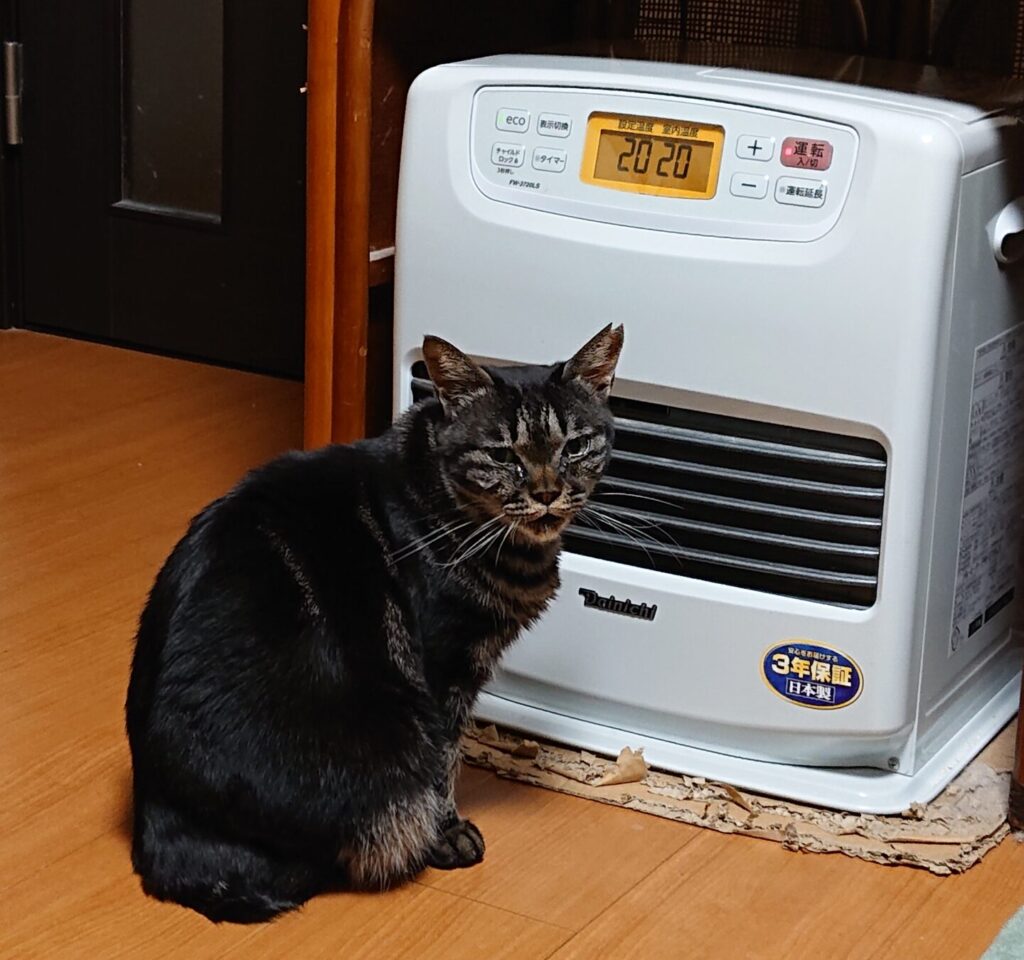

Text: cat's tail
xmin=132 ymin=796 xmax=329 ymax=924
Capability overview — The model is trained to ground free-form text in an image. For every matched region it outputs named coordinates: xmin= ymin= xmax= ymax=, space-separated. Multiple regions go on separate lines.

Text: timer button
xmin=496 ymin=108 xmax=530 ymax=133
xmin=532 ymin=147 xmax=567 ymax=172
xmin=736 ymin=135 xmax=775 ymax=161
xmin=538 ymin=113 xmax=572 ymax=138
xmin=491 ymin=142 xmax=525 ymax=168
xmin=730 ymin=173 xmax=769 ymax=199
xmin=775 ymin=176 xmax=827 ymax=208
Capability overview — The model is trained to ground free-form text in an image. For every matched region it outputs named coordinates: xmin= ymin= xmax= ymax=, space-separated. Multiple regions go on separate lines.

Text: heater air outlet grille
xmin=410 ymin=364 xmax=886 ymax=608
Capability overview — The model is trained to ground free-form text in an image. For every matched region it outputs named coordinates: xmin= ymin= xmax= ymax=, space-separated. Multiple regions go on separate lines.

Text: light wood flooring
xmin=2 ymin=330 xmax=1022 ymax=959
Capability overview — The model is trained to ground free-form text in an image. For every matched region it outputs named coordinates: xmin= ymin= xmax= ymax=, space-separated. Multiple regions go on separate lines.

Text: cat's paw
xmin=425 ymin=818 xmax=485 ymax=870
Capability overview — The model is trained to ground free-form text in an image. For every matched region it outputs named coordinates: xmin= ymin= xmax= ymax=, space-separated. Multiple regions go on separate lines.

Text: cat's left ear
xmin=561 ymin=324 xmax=624 ymax=401
xmin=422 ymin=335 xmax=493 ymax=414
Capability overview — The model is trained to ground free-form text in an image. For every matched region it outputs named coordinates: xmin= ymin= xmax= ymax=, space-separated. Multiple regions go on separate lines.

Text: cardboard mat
xmin=462 ymin=720 xmax=1018 ymax=875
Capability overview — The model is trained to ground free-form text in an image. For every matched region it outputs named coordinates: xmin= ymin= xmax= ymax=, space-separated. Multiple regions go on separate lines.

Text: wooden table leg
xmin=331 ymin=0 xmax=375 ymax=444
xmin=304 ymin=0 xmax=343 ymax=450
xmin=304 ymin=0 xmax=375 ymax=449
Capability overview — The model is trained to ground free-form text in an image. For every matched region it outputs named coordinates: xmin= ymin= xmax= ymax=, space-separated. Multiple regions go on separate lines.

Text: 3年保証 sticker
xmin=762 ymin=641 xmax=863 ymax=709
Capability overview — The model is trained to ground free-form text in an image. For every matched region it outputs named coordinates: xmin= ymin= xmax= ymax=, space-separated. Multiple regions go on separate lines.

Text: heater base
xmin=475 ymin=675 xmax=1020 ymax=815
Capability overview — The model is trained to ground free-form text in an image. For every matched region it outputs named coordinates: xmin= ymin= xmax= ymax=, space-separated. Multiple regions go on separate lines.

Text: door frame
xmin=0 ymin=0 xmax=21 ymax=330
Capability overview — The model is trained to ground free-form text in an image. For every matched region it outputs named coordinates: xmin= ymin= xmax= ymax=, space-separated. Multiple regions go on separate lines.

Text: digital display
xmin=581 ymin=113 xmax=724 ymax=199
xmin=595 ymin=132 xmax=716 ymax=191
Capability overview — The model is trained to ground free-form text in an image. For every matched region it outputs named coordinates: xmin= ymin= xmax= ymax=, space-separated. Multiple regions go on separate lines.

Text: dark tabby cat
xmin=125 ymin=325 xmax=624 ymax=923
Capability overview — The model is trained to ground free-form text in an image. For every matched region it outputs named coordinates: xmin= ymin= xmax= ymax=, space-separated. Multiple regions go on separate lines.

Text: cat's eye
xmin=489 ymin=447 xmax=517 ymax=464
xmin=564 ymin=436 xmax=592 ymax=459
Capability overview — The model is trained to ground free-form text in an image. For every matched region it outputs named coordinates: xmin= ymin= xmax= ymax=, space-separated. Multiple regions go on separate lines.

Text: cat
xmin=125 ymin=324 xmax=624 ymax=923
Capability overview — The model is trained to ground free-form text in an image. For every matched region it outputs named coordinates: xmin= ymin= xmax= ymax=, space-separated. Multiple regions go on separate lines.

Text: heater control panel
xmin=470 ymin=86 xmax=859 ymax=241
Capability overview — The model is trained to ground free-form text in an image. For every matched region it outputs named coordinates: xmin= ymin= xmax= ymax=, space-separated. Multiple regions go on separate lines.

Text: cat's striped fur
xmin=125 ymin=325 xmax=623 ymax=922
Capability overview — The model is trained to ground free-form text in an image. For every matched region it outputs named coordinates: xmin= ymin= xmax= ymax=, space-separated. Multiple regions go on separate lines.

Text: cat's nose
xmin=533 ymin=489 xmax=560 ymax=506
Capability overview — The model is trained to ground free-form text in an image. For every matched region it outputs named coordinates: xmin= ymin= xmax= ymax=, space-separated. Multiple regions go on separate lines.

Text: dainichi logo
xmin=578 ymin=588 xmax=657 ymax=622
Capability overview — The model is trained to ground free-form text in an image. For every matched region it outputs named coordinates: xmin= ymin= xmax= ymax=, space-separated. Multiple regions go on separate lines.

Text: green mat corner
xmin=982 ymin=906 xmax=1024 ymax=959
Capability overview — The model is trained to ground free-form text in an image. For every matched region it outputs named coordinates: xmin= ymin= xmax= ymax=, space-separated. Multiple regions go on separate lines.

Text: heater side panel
xmin=914 ymin=158 xmax=1024 ymax=770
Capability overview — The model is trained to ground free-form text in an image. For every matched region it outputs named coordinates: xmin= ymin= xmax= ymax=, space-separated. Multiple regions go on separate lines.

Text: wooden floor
xmin=2 ymin=330 xmax=1022 ymax=960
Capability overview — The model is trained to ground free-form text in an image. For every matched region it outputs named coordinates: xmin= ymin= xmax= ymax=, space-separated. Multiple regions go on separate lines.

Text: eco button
xmin=496 ymin=108 xmax=530 ymax=133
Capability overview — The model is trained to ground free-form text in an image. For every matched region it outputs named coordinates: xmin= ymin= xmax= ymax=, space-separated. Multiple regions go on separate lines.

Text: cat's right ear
xmin=422 ymin=336 xmax=493 ymax=415
xmin=561 ymin=324 xmax=624 ymax=401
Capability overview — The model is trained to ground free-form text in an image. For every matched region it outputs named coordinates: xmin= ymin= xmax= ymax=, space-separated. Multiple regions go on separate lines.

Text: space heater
xmin=393 ymin=55 xmax=1024 ymax=812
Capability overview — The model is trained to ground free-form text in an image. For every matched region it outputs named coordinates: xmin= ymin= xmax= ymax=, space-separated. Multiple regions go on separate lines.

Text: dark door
xmin=14 ymin=0 xmax=306 ymax=376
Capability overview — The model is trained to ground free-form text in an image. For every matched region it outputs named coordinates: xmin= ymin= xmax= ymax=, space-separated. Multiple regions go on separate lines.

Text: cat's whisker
xmin=585 ymin=504 xmax=674 ymax=543
xmin=572 ymin=511 xmax=600 ymax=531
xmin=589 ymin=509 xmax=661 ymax=531
xmin=391 ymin=518 xmax=472 ymax=563
xmin=473 ymin=518 xmax=511 ymax=552
xmin=494 ymin=520 xmax=518 ymax=567
xmin=587 ymin=507 xmax=690 ymax=573
xmin=586 ymin=509 xmax=658 ymax=545
xmin=441 ymin=516 xmax=504 ymax=568
xmin=597 ymin=520 xmax=656 ymax=566
xmin=579 ymin=507 xmax=658 ymax=567
xmin=391 ymin=520 xmax=466 ymax=562
xmin=587 ymin=505 xmax=683 ymax=554
xmin=465 ymin=527 xmax=508 ymax=567
xmin=595 ymin=490 xmax=684 ymax=514
xmin=464 ymin=519 xmax=509 ymax=564
xmin=397 ymin=518 xmax=465 ymax=552
xmin=445 ymin=534 xmax=495 ymax=570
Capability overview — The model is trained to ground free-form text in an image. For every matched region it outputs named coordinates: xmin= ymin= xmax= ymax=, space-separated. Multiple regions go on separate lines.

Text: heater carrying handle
xmin=990 ymin=198 xmax=1024 ymax=265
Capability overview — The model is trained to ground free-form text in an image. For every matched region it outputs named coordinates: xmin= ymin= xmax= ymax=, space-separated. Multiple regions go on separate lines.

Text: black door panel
xmin=19 ymin=0 xmax=306 ymax=376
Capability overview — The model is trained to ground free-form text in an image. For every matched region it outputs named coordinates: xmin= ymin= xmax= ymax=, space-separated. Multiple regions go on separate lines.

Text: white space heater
xmin=393 ymin=55 xmax=1024 ymax=812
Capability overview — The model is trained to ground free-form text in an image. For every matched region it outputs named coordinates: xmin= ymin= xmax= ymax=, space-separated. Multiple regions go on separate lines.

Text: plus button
xmin=736 ymin=135 xmax=775 ymax=162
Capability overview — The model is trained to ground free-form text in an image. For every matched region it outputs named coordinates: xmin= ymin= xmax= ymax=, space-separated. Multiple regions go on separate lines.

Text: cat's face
xmin=423 ymin=326 xmax=624 ymax=544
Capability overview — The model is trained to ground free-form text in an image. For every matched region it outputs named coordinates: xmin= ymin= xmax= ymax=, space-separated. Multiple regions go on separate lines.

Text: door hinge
xmin=4 ymin=41 xmax=22 ymax=146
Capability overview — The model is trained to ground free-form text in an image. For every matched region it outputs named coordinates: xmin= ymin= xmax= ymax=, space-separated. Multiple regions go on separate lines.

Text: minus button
xmin=730 ymin=173 xmax=770 ymax=199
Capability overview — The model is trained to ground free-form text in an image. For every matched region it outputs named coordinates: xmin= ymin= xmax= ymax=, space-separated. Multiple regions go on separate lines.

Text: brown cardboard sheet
xmin=462 ymin=720 xmax=1017 ymax=875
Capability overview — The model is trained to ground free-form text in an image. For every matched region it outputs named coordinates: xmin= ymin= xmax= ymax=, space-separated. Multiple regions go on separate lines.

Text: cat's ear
xmin=562 ymin=324 xmax=624 ymax=401
xmin=422 ymin=335 xmax=493 ymax=414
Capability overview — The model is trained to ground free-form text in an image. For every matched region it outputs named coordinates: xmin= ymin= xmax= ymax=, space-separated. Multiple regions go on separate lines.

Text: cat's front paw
xmin=426 ymin=818 xmax=485 ymax=870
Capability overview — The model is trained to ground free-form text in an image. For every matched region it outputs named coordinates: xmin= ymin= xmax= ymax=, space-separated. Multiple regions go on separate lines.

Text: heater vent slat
xmin=590 ymin=505 xmax=879 ymax=565
xmin=567 ymin=526 xmax=877 ymax=593
xmin=595 ymin=477 xmax=882 ymax=536
xmin=408 ymin=365 xmax=886 ymax=608
xmin=613 ymin=415 xmax=886 ymax=471
xmin=612 ymin=449 xmax=883 ymax=507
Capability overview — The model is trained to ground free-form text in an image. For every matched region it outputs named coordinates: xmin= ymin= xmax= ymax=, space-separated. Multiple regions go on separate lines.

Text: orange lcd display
xmin=581 ymin=112 xmax=725 ymax=199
